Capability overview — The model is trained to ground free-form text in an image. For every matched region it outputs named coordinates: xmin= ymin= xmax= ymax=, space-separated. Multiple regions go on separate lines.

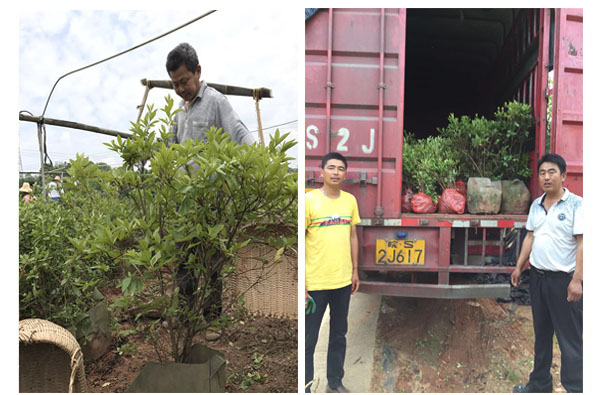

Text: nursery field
xmin=19 ymin=101 xmax=298 ymax=393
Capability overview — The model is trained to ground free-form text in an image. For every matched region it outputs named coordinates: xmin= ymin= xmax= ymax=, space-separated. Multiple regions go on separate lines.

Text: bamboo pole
xmin=136 ymin=82 xmax=151 ymax=123
xmin=36 ymin=123 xmax=46 ymax=199
xmin=19 ymin=114 xmax=131 ymax=139
xmin=253 ymin=89 xmax=265 ymax=146
xmin=140 ymin=79 xmax=273 ymax=99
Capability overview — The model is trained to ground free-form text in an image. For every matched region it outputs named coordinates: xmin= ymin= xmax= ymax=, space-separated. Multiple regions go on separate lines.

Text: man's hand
xmin=510 ymin=267 xmax=522 ymax=287
xmin=351 ymin=270 xmax=360 ymax=295
xmin=305 ymin=287 xmax=309 ymax=301
xmin=512 ymin=232 xmax=533 ymax=288
xmin=567 ymin=278 xmax=583 ymax=302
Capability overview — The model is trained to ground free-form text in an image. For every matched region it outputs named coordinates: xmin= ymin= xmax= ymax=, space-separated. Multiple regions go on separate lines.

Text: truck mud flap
xmin=360 ymin=281 xmax=510 ymax=299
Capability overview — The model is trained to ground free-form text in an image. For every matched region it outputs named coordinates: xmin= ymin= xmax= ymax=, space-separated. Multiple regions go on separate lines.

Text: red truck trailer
xmin=305 ymin=8 xmax=583 ymax=298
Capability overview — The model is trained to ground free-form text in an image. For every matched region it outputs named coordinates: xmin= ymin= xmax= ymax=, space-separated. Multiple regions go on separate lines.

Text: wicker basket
xmin=231 ymin=244 xmax=298 ymax=318
xmin=19 ymin=318 xmax=88 ymax=393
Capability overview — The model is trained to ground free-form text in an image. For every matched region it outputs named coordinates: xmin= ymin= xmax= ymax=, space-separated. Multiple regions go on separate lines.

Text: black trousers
xmin=528 ymin=268 xmax=583 ymax=392
xmin=175 ymin=254 xmax=223 ymax=322
xmin=305 ymin=285 xmax=351 ymax=392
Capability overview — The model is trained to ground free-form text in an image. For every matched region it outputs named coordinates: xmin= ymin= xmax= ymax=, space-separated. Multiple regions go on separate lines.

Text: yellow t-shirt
xmin=305 ymin=189 xmax=361 ymax=291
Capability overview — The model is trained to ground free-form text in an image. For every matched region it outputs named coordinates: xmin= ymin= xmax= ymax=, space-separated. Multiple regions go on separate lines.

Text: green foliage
xmin=422 ymin=135 xmax=460 ymax=192
xmin=493 ymin=101 xmax=535 ymax=180
xmin=20 ymin=160 xmax=111 ymax=193
xmin=401 ymin=131 xmax=418 ymax=190
xmin=437 ymin=113 xmax=500 ymax=179
xmin=227 ymin=349 xmax=267 ymax=390
xmin=91 ymin=95 xmax=297 ymax=362
xmin=438 ymin=101 xmax=535 ymax=181
xmin=402 ymin=132 xmax=459 ymax=202
xmin=19 ymin=159 xmax=127 ymax=330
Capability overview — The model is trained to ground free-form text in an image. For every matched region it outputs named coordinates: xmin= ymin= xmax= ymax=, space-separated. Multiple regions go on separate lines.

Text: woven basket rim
xmin=19 ymin=318 xmax=88 ymax=392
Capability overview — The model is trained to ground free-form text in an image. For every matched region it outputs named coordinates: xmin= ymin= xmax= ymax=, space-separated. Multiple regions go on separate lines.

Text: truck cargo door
xmin=305 ymin=9 xmax=407 ymax=218
xmin=550 ymin=8 xmax=583 ymax=196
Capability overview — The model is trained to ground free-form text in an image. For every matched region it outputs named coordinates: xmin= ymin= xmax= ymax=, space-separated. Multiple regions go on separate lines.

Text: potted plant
xmin=493 ymin=101 xmax=534 ymax=214
xmin=73 ymin=96 xmax=297 ymax=392
xmin=402 ymin=132 xmax=465 ymax=214
xmin=402 ymin=132 xmax=438 ymax=213
xmin=425 ymin=136 xmax=465 ymax=214
xmin=437 ymin=101 xmax=535 ymax=214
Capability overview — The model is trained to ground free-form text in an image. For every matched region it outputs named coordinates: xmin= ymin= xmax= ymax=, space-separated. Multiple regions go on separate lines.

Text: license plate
xmin=376 ymin=239 xmax=425 ymax=265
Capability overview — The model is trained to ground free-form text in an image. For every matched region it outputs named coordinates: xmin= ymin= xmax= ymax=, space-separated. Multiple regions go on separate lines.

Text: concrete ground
xmin=310 ymin=292 xmax=382 ymax=393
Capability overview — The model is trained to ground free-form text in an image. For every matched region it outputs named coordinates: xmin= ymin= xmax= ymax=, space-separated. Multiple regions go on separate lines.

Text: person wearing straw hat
xmin=19 ymin=182 xmax=36 ymax=203
xmin=47 ymin=176 xmax=63 ymax=201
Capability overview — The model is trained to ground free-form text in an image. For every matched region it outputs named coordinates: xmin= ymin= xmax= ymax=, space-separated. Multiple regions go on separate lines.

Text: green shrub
xmin=19 ymin=161 xmax=127 ymax=329
xmin=402 ymin=132 xmax=459 ymax=203
xmin=437 ymin=113 xmax=499 ymax=179
xmin=422 ymin=135 xmax=459 ymax=191
xmin=437 ymin=101 xmax=534 ymax=181
xmin=493 ymin=101 xmax=535 ymax=180
xmin=87 ymin=96 xmax=298 ymax=362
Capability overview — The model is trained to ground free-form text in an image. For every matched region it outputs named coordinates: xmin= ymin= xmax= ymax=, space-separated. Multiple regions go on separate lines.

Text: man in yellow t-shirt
xmin=305 ymin=152 xmax=360 ymax=393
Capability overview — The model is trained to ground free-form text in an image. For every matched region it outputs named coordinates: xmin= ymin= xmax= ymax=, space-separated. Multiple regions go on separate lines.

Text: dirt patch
xmin=84 ymin=286 xmax=297 ymax=393
xmin=371 ymin=297 xmax=566 ymax=393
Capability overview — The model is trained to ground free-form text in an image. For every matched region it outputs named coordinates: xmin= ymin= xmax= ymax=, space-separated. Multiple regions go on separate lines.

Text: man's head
xmin=166 ymin=43 xmax=202 ymax=102
xmin=320 ymin=152 xmax=348 ymax=188
xmin=537 ymin=153 xmax=567 ymax=195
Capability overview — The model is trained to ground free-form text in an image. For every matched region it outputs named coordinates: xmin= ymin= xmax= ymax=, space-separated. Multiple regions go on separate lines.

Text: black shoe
xmin=513 ymin=383 xmax=552 ymax=393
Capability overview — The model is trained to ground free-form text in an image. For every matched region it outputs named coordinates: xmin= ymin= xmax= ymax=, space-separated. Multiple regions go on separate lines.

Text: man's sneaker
xmin=326 ymin=384 xmax=350 ymax=393
xmin=513 ymin=383 xmax=552 ymax=393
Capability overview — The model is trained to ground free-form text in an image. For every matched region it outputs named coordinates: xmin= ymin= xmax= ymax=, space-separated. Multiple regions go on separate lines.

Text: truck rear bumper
xmin=360 ymin=281 xmax=510 ymax=299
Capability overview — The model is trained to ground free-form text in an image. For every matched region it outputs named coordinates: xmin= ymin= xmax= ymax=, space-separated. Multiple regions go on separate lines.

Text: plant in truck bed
xmin=437 ymin=113 xmax=500 ymax=180
xmin=437 ymin=101 xmax=535 ymax=181
xmin=402 ymin=132 xmax=438 ymax=202
xmin=493 ymin=101 xmax=535 ymax=181
xmin=402 ymin=132 xmax=461 ymax=213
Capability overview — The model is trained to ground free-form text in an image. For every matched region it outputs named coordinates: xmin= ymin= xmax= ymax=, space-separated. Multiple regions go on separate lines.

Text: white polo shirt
xmin=526 ymin=188 xmax=583 ymax=272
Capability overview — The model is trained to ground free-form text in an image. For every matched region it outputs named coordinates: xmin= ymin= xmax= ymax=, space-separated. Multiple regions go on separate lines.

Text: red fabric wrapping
xmin=454 ymin=179 xmax=467 ymax=197
xmin=437 ymin=188 xmax=466 ymax=214
xmin=411 ymin=192 xmax=437 ymax=214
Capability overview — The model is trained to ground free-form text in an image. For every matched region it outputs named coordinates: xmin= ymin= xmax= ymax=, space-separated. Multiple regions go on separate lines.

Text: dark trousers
xmin=305 ymin=285 xmax=351 ymax=392
xmin=176 ymin=255 xmax=223 ymax=322
xmin=528 ymin=268 xmax=583 ymax=392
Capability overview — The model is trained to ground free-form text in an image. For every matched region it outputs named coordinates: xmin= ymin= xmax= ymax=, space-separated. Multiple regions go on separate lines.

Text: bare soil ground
xmin=84 ymin=286 xmax=297 ymax=393
xmin=370 ymin=297 xmax=565 ymax=393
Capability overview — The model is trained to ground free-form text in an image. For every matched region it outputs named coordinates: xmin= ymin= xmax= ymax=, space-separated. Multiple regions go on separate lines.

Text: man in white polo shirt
xmin=511 ymin=153 xmax=583 ymax=393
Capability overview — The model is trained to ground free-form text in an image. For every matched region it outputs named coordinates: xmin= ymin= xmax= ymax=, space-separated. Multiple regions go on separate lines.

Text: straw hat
xmin=52 ymin=176 xmax=61 ymax=182
xmin=19 ymin=182 xmax=33 ymax=193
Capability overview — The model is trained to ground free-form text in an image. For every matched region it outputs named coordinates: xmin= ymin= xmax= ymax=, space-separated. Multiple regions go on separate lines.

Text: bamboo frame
xmin=139 ymin=79 xmax=272 ymax=99
xmin=19 ymin=114 xmax=131 ymax=139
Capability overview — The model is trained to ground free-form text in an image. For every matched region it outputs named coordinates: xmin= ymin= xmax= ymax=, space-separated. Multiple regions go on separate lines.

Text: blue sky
xmin=17 ymin=9 xmax=299 ymax=172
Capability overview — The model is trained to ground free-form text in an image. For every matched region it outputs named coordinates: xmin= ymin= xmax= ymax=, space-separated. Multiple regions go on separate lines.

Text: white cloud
xmin=18 ymin=9 xmax=299 ymax=172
